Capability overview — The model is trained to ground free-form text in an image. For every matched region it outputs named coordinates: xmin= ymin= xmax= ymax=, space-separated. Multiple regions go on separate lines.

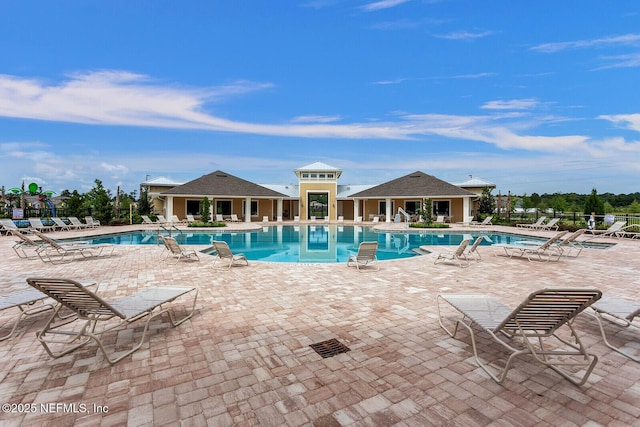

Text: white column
xmin=245 ymin=197 xmax=252 ymax=222
xmin=353 ymin=199 xmax=360 ymax=220
xmin=277 ymin=198 xmax=283 ymax=220
xmin=463 ymin=197 xmax=471 ymax=220
xmin=385 ymin=198 xmax=392 ymax=222
xmin=165 ymin=196 xmax=174 ymax=219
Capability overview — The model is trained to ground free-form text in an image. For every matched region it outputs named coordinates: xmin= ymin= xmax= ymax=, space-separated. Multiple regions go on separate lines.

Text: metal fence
xmin=504 ymin=212 xmax=640 ymax=227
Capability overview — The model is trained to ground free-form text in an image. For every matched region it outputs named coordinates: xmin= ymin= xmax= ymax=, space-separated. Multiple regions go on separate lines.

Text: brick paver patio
xmin=0 ymin=223 xmax=638 ymax=426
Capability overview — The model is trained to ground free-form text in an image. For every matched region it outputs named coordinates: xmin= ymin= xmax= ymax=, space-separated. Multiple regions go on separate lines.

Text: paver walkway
xmin=0 ymin=224 xmax=638 ymax=426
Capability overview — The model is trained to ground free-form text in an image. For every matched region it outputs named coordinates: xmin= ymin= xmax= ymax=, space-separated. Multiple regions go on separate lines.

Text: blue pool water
xmin=79 ymin=225 xmax=553 ymax=263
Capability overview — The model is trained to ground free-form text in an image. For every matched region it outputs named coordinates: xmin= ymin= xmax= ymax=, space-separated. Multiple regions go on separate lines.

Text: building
xmin=152 ymin=162 xmax=491 ymax=223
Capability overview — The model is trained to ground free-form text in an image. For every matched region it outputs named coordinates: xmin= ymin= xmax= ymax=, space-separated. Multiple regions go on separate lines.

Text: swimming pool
xmin=80 ymin=225 xmax=555 ymax=263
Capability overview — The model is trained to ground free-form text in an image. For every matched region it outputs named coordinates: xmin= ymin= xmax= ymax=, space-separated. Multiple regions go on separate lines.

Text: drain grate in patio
xmin=309 ymin=338 xmax=350 ymax=358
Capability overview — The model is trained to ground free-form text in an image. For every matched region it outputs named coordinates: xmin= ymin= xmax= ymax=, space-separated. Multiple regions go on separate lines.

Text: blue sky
xmin=1 ymin=1 xmax=639 ymax=197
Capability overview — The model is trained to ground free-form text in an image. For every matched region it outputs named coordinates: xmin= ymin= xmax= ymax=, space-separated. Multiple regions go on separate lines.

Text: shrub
xmin=409 ymin=222 xmax=449 ymax=229
xmin=187 ymin=221 xmax=226 ymax=228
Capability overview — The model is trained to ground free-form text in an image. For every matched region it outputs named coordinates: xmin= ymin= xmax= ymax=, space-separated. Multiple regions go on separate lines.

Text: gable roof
xmin=162 ymin=170 xmax=287 ymax=198
xmin=350 ymin=171 xmax=475 ymax=198
xmin=452 ymin=176 xmax=496 ymax=188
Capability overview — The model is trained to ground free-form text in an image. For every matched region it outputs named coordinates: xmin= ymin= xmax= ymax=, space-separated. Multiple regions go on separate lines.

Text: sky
xmin=1 ymin=1 xmax=639 ymax=197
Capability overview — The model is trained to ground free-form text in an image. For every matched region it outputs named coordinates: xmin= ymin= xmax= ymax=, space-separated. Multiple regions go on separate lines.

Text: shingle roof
xmin=162 ymin=170 xmax=287 ymax=198
xmin=350 ymin=171 xmax=475 ymax=198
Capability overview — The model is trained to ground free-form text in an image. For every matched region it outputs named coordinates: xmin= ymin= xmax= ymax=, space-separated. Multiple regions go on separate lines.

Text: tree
xmin=84 ymin=179 xmax=113 ymax=225
xmin=200 ymin=197 xmax=211 ymax=223
xmin=478 ymin=187 xmax=495 ymax=215
xmin=138 ymin=188 xmax=151 ymax=215
xmin=584 ymin=188 xmax=605 ymax=218
xmin=64 ymin=190 xmax=84 ymax=218
xmin=550 ymin=195 xmax=568 ymax=213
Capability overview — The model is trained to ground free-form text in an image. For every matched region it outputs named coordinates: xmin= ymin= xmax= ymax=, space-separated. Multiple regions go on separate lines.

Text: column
xmin=385 ymin=198 xmax=392 ymax=222
xmin=245 ymin=197 xmax=252 ymax=222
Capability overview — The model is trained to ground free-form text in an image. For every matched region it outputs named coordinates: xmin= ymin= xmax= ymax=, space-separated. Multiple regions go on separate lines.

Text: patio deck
xmin=0 ymin=224 xmax=638 ymax=426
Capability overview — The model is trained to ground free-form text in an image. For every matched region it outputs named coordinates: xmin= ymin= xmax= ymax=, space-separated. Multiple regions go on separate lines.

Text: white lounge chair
xmin=26 ymin=277 xmax=197 ymax=364
xmin=262 ymin=216 xmax=269 ymax=223
xmin=470 ymin=216 xmax=493 ymax=227
xmin=294 ymin=216 xmax=300 ymax=222
xmin=0 ymin=218 xmax=21 ymax=235
xmin=614 ymin=224 xmax=640 ymax=239
xmin=347 ymin=241 xmax=379 ymax=271
xmin=437 ymin=288 xmax=602 ymax=385
xmin=31 ymin=229 xmax=115 ymax=264
xmin=589 ymin=295 xmax=639 ymax=362
xmin=434 ymin=238 xmax=472 ymax=268
xmin=58 ymin=217 xmax=84 ymax=230
xmin=170 ymin=215 xmax=185 ymax=224
xmin=211 ymin=240 xmax=249 ymax=269
xmin=538 ymin=217 xmax=560 ymax=231
xmin=29 ymin=218 xmax=55 ymax=232
xmin=84 ymin=216 xmax=101 ymax=227
xmin=587 ymin=220 xmax=626 ymax=238
xmin=141 ymin=215 xmax=157 ymax=225
xmin=464 ymin=236 xmax=484 ymax=261
xmin=556 ymin=229 xmax=587 ymax=257
xmin=68 ymin=216 xmax=89 ymax=229
xmin=158 ymin=236 xmax=199 ymax=264
xmin=51 ymin=217 xmax=71 ymax=231
xmin=186 ymin=214 xmax=196 ymax=223
xmin=9 ymin=229 xmax=45 ymax=258
xmin=337 ymin=216 xmax=344 ymax=223
xmin=156 ymin=215 xmax=168 ymax=225
xmin=215 ymin=214 xmax=225 ymax=222
xmin=497 ymin=230 xmax=568 ymax=262
xmin=230 ymin=214 xmax=241 ymax=222
xmin=516 ymin=216 xmax=547 ymax=230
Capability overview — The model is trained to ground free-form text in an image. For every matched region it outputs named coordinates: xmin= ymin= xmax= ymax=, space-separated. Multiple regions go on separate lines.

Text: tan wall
xmin=299 ymin=182 xmax=337 ymax=220
xmin=172 ymin=197 xmax=188 ymax=219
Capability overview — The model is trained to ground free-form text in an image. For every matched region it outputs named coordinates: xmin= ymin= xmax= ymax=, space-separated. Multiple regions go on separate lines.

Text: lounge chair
xmin=51 ymin=217 xmax=71 ymax=231
xmin=437 ymin=288 xmax=602 ymax=385
xmin=556 ymin=229 xmax=587 ymax=257
xmin=170 ymin=215 xmax=184 ymax=224
xmin=26 ymin=277 xmax=198 ymax=364
xmin=141 ymin=215 xmax=157 ymax=225
xmin=215 ymin=214 xmax=225 ymax=222
xmin=158 ymin=236 xmax=199 ymax=264
xmin=31 ymin=229 xmax=115 ymax=264
xmin=84 ymin=216 xmax=101 ymax=227
xmin=337 ymin=216 xmax=344 ymax=223
xmin=277 ymin=216 xmax=283 ymax=222
xmin=310 ymin=216 xmax=317 ymax=222
xmin=262 ymin=216 xmax=269 ymax=223
xmin=294 ymin=216 xmax=300 ymax=222
xmin=0 ymin=288 xmax=55 ymax=341
xmin=156 ymin=215 xmax=168 ymax=225
xmin=68 ymin=216 xmax=88 ymax=229
xmin=457 ymin=216 xmax=474 ymax=226
xmin=516 ymin=216 xmax=547 ymax=230
xmin=470 ymin=216 xmax=493 ymax=227
xmin=497 ymin=230 xmax=568 ymax=262
xmin=434 ymin=215 xmax=446 ymax=224
xmin=230 ymin=214 xmax=241 ymax=222
xmin=1 ymin=281 xmax=95 ymax=341
xmin=186 ymin=214 xmax=196 ymax=223
xmin=464 ymin=236 xmax=484 ymax=261
xmin=538 ymin=217 xmax=560 ymax=231
xmin=211 ymin=240 xmax=248 ymax=269
xmin=29 ymin=218 xmax=55 ymax=232
xmin=347 ymin=241 xmax=379 ymax=271
xmin=614 ymin=224 xmax=640 ymax=239
xmin=434 ymin=238 xmax=472 ymax=268
xmin=586 ymin=220 xmax=626 ymax=238
xmin=0 ymin=218 xmax=21 ymax=235
xmin=355 ymin=216 xmax=363 ymax=223
xmin=589 ymin=295 xmax=639 ymax=362
xmin=372 ymin=216 xmax=379 ymax=223
xmin=9 ymin=229 xmax=45 ymax=258
xmin=58 ymin=217 xmax=85 ymax=230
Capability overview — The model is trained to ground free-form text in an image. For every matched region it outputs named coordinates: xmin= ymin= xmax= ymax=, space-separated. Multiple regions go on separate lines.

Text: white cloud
xmin=434 ymin=30 xmax=494 ymax=40
xmin=290 ymin=115 xmax=342 ymax=123
xmin=594 ymin=53 xmax=640 ymax=70
xmin=481 ymin=99 xmax=539 ymax=110
xmin=598 ymin=113 xmax=640 ymax=132
xmin=530 ymin=33 xmax=640 ymax=53
xmin=361 ymin=0 xmax=410 ymax=12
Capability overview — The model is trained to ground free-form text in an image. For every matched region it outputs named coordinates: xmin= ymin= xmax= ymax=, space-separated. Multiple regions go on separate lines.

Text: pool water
xmin=81 ymin=225 xmax=550 ymax=263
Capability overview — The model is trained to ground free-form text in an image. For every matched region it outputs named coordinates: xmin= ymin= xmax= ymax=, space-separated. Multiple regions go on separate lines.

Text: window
xmin=186 ymin=200 xmax=200 ymax=215
xmin=405 ymin=201 xmax=421 ymax=214
xmin=216 ymin=200 xmax=232 ymax=216
xmin=379 ymin=200 xmax=394 ymax=214
xmin=432 ymin=200 xmax=450 ymax=216
xmin=308 ymin=193 xmax=328 ymax=219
